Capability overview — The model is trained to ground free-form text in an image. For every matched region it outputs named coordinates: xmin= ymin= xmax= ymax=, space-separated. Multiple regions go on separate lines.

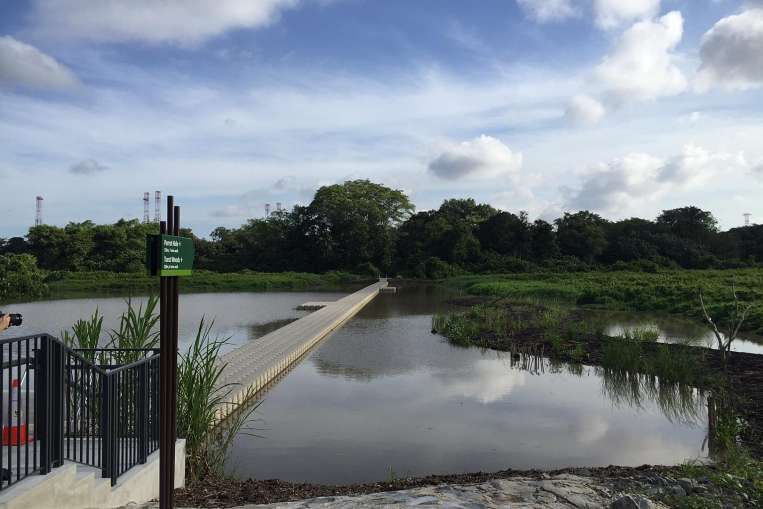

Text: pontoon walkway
xmin=214 ymin=279 xmax=388 ymax=421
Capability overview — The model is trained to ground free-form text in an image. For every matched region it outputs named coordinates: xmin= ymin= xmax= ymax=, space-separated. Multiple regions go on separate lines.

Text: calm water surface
xmin=590 ymin=310 xmax=763 ymax=355
xmin=7 ymin=291 xmax=347 ymax=352
xmin=226 ymin=287 xmax=709 ymax=484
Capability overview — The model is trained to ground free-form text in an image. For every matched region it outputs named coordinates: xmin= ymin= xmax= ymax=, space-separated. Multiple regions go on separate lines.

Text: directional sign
xmin=146 ymin=234 xmax=195 ymax=276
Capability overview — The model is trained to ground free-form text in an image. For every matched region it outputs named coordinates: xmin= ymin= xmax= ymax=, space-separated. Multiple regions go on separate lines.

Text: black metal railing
xmin=75 ymin=348 xmax=160 ymax=370
xmin=101 ymin=353 xmax=160 ymax=485
xmin=0 ymin=335 xmax=42 ymax=491
xmin=0 ymin=334 xmax=161 ymax=490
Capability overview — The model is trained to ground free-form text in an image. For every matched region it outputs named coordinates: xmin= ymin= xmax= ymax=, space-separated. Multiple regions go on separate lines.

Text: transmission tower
xmin=276 ymin=202 xmax=282 ymax=212
xmin=154 ymin=191 xmax=162 ymax=222
xmin=35 ymin=196 xmax=43 ymax=226
xmin=265 ymin=203 xmax=271 ymax=217
xmin=744 ymin=213 xmax=752 ymax=227
xmin=143 ymin=192 xmax=150 ymax=223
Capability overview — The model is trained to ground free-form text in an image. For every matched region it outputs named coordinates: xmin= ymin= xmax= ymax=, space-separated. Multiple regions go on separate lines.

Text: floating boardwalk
xmin=215 ymin=279 xmax=389 ymax=421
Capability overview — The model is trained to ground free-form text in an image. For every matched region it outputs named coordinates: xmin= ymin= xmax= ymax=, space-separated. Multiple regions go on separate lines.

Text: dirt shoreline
xmin=175 ymin=464 xmax=687 ymax=507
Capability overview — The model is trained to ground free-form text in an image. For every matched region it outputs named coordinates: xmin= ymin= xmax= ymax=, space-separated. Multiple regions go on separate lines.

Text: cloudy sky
xmin=1 ymin=0 xmax=763 ymax=237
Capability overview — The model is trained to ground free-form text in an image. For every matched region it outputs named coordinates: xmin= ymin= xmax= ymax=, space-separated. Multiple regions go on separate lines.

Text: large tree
xmin=308 ymin=180 xmax=414 ymax=271
xmin=657 ymin=206 xmax=718 ymax=246
xmin=476 ymin=211 xmax=531 ymax=258
xmin=555 ymin=211 xmax=607 ymax=263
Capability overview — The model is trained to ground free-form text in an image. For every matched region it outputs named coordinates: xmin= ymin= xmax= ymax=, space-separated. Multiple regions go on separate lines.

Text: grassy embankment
xmin=43 ymin=270 xmax=371 ymax=297
xmin=445 ymin=268 xmax=763 ymax=334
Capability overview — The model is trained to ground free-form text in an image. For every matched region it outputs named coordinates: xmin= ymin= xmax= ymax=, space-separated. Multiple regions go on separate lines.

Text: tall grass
xmin=446 ymin=269 xmax=763 ymax=333
xmin=61 ymin=309 xmax=103 ymax=362
xmin=107 ymin=296 xmax=160 ymax=364
xmin=176 ymin=317 xmax=258 ymax=480
xmin=617 ymin=326 xmax=660 ymax=342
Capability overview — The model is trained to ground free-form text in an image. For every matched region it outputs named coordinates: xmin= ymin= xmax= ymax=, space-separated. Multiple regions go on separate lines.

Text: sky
xmin=1 ymin=0 xmax=763 ymax=238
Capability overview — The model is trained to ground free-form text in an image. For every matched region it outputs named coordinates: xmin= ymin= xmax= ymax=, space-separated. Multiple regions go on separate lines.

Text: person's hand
xmin=0 ymin=314 xmax=10 ymax=333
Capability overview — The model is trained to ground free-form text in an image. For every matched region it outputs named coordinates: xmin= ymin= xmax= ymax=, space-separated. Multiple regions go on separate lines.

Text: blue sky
xmin=1 ymin=0 xmax=763 ymax=237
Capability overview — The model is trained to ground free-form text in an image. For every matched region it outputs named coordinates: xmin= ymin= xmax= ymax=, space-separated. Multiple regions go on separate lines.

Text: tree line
xmin=2 ymin=180 xmax=762 ymax=279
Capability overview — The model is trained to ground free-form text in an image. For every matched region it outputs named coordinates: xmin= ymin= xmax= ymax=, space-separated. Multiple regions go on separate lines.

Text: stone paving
xmin=164 ymin=475 xmax=666 ymax=509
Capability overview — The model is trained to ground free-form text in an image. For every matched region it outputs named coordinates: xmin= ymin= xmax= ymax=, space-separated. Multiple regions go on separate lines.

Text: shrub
xmin=424 ymin=257 xmax=458 ymax=280
xmin=0 ymin=253 xmax=47 ymax=302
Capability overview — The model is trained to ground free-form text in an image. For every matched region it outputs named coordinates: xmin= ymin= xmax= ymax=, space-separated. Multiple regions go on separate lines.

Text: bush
xmin=354 ymin=262 xmax=380 ymax=278
xmin=423 ymin=257 xmax=459 ymax=280
xmin=0 ymin=253 xmax=47 ymax=302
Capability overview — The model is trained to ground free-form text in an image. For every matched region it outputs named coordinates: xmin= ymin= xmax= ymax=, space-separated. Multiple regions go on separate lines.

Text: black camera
xmin=0 ymin=312 xmax=22 ymax=327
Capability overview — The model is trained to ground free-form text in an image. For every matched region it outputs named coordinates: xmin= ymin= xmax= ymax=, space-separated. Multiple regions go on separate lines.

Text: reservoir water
xmin=10 ymin=286 xmax=752 ymax=484
xmin=225 ymin=287 xmax=710 ymax=484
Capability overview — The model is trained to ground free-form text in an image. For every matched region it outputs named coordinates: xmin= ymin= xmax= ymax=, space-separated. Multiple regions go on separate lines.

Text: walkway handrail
xmin=0 ymin=333 xmax=161 ymax=491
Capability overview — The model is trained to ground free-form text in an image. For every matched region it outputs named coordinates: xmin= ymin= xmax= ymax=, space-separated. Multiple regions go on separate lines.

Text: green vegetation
xmin=107 ymin=296 xmax=160 ymax=364
xmin=177 ymin=318 xmax=257 ymax=480
xmin=447 ymin=269 xmax=763 ymax=333
xmin=667 ymin=449 xmax=763 ymax=508
xmin=0 ymin=253 xmax=46 ymax=301
xmin=41 ymin=269 xmax=369 ymax=297
xmin=3 ymin=180 xmax=763 ymax=303
xmin=62 ymin=301 xmax=255 ymax=481
xmin=61 ymin=308 xmax=104 ymax=361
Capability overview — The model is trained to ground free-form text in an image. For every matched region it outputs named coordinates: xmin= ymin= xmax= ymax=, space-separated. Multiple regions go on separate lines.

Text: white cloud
xmin=30 ymin=0 xmax=300 ymax=44
xmin=696 ymin=8 xmax=763 ymax=91
xmin=565 ymin=152 xmax=664 ymax=212
xmin=516 ymin=0 xmax=578 ymax=22
xmin=428 ymin=135 xmax=523 ymax=181
xmin=565 ymin=143 xmax=753 ymax=216
xmin=564 ymin=144 xmax=746 ymax=214
xmin=210 ymin=177 xmax=315 ymax=218
xmin=0 ymin=36 xmax=77 ymax=89
xmin=656 ymin=144 xmax=729 ymax=185
xmin=594 ymin=11 xmax=687 ymax=103
xmin=593 ymin=0 xmax=661 ymax=29
xmin=69 ymin=159 xmax=109 ymax=175
xmin=565 ymin=95 xmax=606 ymax=126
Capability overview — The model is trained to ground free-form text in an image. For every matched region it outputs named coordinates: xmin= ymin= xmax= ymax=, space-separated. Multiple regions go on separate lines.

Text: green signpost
xmin=146 ymin=234 xmax=195 ymax=276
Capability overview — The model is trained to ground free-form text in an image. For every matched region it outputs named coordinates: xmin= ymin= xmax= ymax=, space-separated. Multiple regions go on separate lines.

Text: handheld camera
xmin=0 ymin=312 xmax=22 ymax=327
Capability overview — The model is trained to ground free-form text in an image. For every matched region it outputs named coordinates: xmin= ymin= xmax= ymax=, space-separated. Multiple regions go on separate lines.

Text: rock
xmin=677 ymin=478 xmax=695 ymax=494
xmin=668 ymin=485 xmax=686 ymax=497
xmin=611 ymin=494 xmax=656 ymax=509
xmin=693 ymin=485 xmax=709 ymax=495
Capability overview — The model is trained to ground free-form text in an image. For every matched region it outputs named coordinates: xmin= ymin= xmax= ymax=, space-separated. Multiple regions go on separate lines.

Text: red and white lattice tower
xmin=744 ymin=213 xmax=752 ymax=227
xmin=35 ymin=196 xmax=43 ymax=226
xmin=265 ymin=203 xmax=271 ymax=217
xmin=143 ymin=192 xmax=150 ymax=223
xmin=154 ymin=191 xmax=162 ymax=223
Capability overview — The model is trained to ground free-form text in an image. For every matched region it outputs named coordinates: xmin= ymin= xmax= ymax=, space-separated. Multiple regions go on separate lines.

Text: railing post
xmin=37 ymin=338 xmax=51 ymax=474
xmin=110 ymin=377 xmax=118 ymax=486
xmin=50 ymin=341 xmax=64 ymax=468
xmin=138 ymin=363 xmax=148 ymax=464
xmin=101 ymin=374 xmax=112 ymax=481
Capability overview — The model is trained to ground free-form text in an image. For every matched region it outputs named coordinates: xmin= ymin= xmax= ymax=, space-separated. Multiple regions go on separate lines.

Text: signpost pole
xmin=170 ymin=204 xmax=180 ymax=496
xmin=148 ymin=194 xmax=193 ymax=509
xmin=160 ymin=194 xmax=175 ymax=509
xmin=158 ymin=215 xmax=170 ymax=509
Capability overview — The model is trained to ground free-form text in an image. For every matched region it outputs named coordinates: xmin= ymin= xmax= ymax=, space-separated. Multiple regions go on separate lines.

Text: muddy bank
xmin=175 ymin=464 xmax=755 ymax=508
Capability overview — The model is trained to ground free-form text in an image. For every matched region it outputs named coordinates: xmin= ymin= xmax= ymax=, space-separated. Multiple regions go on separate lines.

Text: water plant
xmin=176 ymin=317 xmax=259 ymax=480
xmin=107 ymin=296 xmax=160 ymax=362
xmin=60 ymin=308 xmax=103 ymax=362
xmin=617 ymin=326 xmax=660 ymax=342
